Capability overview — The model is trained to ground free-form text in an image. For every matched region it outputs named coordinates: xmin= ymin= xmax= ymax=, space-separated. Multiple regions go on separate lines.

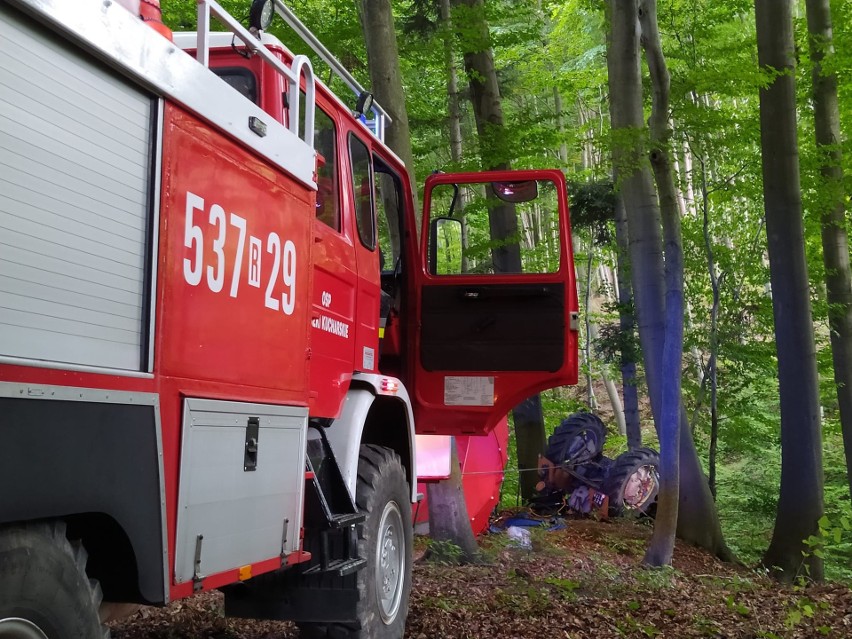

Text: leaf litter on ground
xmin=110 ymin=517 xmax=852 ymax=638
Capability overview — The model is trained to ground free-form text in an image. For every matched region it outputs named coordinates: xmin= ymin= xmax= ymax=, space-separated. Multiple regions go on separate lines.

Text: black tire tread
xmin=603 ymin=447 xmax=660 ymax=515
xmin=544 ymin=412 xmax=607 ymax=465
xmin=298 ymin=446 xmax=411 ymax=639
xmin=0 ymin=520 xmax=109 ymax=639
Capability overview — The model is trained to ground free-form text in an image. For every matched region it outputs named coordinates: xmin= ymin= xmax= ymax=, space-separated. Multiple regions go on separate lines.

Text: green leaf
xmin=786 ymin=609 xmax=802 ymax=627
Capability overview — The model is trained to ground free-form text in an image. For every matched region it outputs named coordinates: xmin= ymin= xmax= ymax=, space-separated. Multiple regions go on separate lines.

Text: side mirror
xmin=429 ymin=217 xmax=463 ymax=275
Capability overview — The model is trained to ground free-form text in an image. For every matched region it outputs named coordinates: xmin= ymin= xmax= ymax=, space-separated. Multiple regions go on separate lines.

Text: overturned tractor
xmin=534 ymin=413 xmax=660 ymax=517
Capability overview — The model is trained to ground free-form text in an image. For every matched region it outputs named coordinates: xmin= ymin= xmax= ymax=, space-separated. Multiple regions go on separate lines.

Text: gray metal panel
xmin=0 ymin=381 xmax=166 ymax=604
xmin=7 ymin=0 xmax=316 ymax=189
xmin=174 ymin=399 xmax=308 ymax=584
xmin=0 ymin=5 xmax=152 ymax=371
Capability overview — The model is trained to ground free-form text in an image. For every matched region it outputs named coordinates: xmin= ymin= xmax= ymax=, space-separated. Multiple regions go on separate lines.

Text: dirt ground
xmin=109 ymin=517 xmax=852 ymax=638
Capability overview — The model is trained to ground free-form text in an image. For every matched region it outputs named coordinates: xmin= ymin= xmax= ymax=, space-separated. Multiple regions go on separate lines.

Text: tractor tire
xmin=544 ymin=412 xmax=607 ymax=466
xmin=0 ymin=521 xmax=108 ymax=639
xmin=298 ymin=445 xmax=412 ymax=639
xmin=604 ymin=448 xmax=661 ymax=516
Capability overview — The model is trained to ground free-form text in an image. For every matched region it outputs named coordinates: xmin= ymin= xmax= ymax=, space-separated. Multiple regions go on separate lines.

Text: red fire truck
xmin=0 ymin=0 xmax=578 ymax=636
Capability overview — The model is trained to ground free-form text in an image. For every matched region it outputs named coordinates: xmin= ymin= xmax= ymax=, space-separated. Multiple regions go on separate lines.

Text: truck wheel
xmin=544 ymin=412 xmax=607 ymax=465
xmin=299 ymin=445 xmax=412 ymax=639
xmin=604 ymin=448 xmax=660 ymax=516
xmin=0 ymin=522 xmax=107 ymax=639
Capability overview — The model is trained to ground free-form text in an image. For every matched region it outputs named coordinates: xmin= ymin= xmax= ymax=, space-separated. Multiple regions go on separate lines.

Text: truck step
xmin=329 ymin=512 xmax=365 ymax=528
xmin=302 ymin=556 xmax=366 ymax=577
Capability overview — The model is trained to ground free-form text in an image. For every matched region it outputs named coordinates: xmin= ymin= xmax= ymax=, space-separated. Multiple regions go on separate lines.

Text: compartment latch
xmin=244 ymin=416 xmax=260 ymax=471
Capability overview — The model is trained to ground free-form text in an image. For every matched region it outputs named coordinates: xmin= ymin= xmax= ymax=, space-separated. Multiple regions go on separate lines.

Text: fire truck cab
xmin=0 ymin=0 xmax=578 ymax=637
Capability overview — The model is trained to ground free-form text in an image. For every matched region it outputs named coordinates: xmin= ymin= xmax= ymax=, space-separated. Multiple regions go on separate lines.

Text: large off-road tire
xmin=0 ymin=522 xmax=108 ymax=639
xmin=544 ymin=412 xmax=607 ymax=466
xmin=298 ymin=445 xmax=412 ymax=639
xmin=604 ymin=448 xmax=661 ymax=516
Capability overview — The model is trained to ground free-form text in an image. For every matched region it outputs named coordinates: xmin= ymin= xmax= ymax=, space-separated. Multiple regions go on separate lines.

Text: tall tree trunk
xmin=513 ymin=395 xmax=547 ymax=500
xmin=442 ymin=0 xmax=463 ymax=166
xmin=440 ymin=0 xmax=471 ymax=271
xmin=359 ymin=0 xmax=417 ymax=208
xmin=699 ymin=155 xmax=721 ymax=499
xmin=755 ymin=0 xmax=824 ymax=582
xmin=614 ymin=196 xmax=642 ymax=449
xmin=608 ymin=0 xmax=729 ymax=559
xmin=584 ymin=243 xmax=598 ymax=409
xmin=639 ymin=0 xmax=682 ymax=567
xmin=426 ymin=440 xmax=480 ymax=562
xmin=806 ymin=0 xmax=852 ymax=503
xmin=588 ymin=309 xmax=628 ymax=435
xmin=554 ymin=87 xmax=569 ymax=168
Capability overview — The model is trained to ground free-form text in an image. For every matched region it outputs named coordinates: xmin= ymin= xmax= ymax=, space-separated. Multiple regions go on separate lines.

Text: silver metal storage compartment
xmin=0 ymin=5 xmax=154 ymax=371
xmin=174 ymin=399 xmax=308 ymax=584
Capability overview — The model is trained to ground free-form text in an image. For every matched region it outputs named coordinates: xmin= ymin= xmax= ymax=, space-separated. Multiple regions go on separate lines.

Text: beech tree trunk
xmin=614 ymin=196 xmax=642 ymax=449
xmin=755 ymin=0 xmax=824 ymax=582
xmin=639 ymin=0 xmax=682 ymax=567
xmin=440 ymin=0 xmax=471 ymax=272
xmin=442 ymin=0 xmax=463 ymax=166
xmin=359 ymin=0 xmax=417 ymax=205
xmin=805 ymin=0 xmax=852 ymax=504
xmin=513 ymin=395 xmax=547 ymax=500
xmin=699 ymin=155 xmax=722 ymax=499
xmin=607 ymin=0 xmax=730 ymax=559
xmin=426 ymin=440 xmax=480 ymax=563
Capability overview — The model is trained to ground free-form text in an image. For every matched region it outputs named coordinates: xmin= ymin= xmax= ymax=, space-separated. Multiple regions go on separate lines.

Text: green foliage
xmin=725 ymin=593 xmax=751 ymax=617
xmin=567 ymin=179 xmax=615 ymax=244
xmin=634 ymin=566 xmax=678 ymax=591
xmin=426 ymin=538 xmax=465 ymax=565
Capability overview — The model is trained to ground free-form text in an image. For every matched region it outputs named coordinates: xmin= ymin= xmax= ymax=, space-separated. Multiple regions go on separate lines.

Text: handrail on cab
xmin=195 ymin=0 xmax=315 ymax=149
xmin=271 ymin=0 xmax=391 ymax=143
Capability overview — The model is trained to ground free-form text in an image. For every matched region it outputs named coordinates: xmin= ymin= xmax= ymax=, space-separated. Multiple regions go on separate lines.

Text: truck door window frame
xmin=373 ymin=154 xmax=404 ymax=276
xmin=314 ymin=106 xmax=340 ymax=230
xmin=348 ymin=133 xmax=375 ymax=250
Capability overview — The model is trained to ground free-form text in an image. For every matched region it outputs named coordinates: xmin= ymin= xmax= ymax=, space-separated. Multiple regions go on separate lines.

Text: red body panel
xmin=158 ymin=104 xmax=314 ymax=398
xmin=309 ymin=220 xmax=358 ymax=416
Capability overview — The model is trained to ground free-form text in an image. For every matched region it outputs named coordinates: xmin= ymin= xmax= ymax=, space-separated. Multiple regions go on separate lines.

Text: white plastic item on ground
xmin=506 ymin=526 xmax=532 ymax=550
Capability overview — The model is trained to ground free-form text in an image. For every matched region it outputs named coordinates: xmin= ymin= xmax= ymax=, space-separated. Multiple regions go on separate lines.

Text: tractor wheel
xmin=604 ymin=448 xmax=661 ymax=516
xmin=0 ymin=522 xmax=108 ymax=639
xmin=298 ymin=445 xmax=412 ymax=639
xmin=544 ymin=412 xmax=607 ymax=466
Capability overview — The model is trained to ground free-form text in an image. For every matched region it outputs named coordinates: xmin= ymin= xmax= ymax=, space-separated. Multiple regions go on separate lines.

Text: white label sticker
xmin=363 ymin=346 xmax=375 ymax=371
xmin=444 ymin=376 xmax=494 ymax=406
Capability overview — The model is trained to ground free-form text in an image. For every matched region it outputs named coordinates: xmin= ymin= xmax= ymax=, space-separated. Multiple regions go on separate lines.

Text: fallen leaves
xmin=110 ymin=518 xmax=852 ymax=638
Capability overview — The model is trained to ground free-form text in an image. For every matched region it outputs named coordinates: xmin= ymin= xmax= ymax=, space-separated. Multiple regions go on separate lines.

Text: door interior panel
xmin=420 ymin=283 xmax=565 ymax=372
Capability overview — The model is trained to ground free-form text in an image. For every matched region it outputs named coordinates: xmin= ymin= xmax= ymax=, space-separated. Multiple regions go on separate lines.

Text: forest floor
xmin=110 ymin=516 xmax=852 ymax=639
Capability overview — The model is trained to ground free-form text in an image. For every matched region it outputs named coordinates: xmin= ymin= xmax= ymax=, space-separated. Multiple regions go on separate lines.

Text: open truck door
xmin=413 ymin=169 xmax=579 ymax=436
